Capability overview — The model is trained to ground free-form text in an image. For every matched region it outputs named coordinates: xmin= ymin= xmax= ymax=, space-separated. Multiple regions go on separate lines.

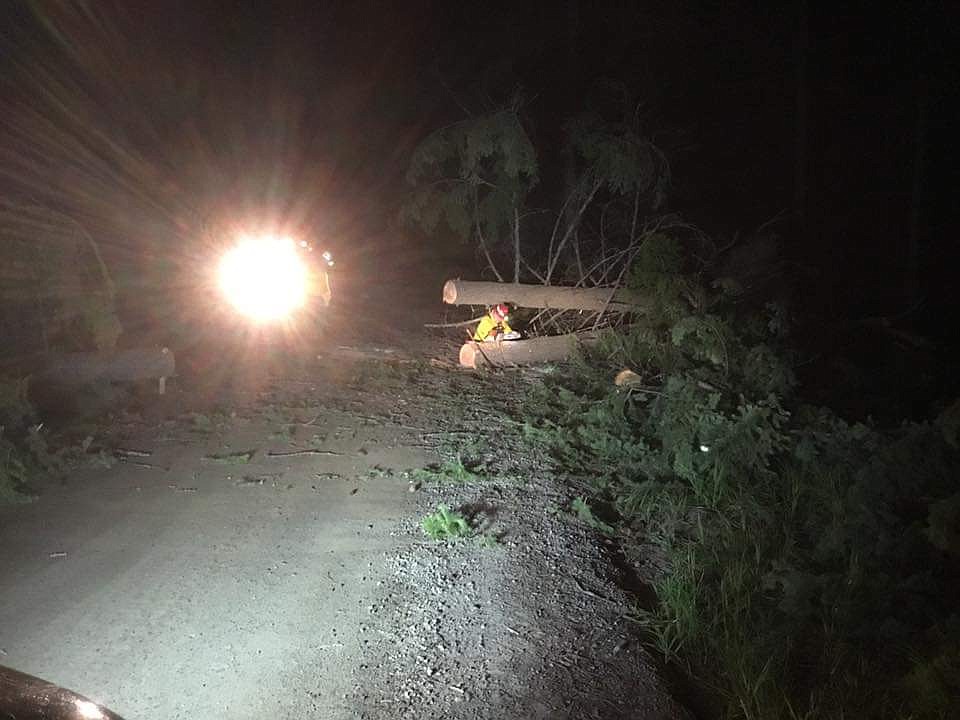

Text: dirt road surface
xmin=0 ymin=279 xmax=690 ymax=719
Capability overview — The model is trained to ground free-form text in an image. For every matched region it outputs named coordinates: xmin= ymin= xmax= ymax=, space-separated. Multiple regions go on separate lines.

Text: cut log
xmin=443 ymin=279 xmax=645 ymax=313
xmin=35 ymin=347 xmax=175 ymax=387
xmin=614 ymin=369 xmax=643 ymax=387
xmin=459 ymin=333 xmax=596 ymax=369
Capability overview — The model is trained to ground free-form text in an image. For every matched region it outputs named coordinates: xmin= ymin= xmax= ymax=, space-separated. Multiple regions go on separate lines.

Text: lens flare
xmin=74 ymin=699 xmax=106 ymax=719
xmin=218 ymin=235 xmax=307 ymax=322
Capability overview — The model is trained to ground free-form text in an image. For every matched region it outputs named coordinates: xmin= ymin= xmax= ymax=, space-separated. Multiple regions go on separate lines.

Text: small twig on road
xmin=267 ymin=448 xmax=346 ymax=458
xmin=117 ymin=457 xmax=168 ymax=470
xmin=203 ymin=449 xmax=257 ymax=464
xmin=419 ymin=430 xmax=484 ymax=438
xmin=115 ymin=448 xmax=153 ymax=457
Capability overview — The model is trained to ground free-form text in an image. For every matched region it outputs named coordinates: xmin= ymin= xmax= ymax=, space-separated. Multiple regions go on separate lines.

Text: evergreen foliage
xmin=522 ymin=234 xmax=960 ymax=719
xmin=565 ymin=109 xmax=669 ymax=201
xmin=402 ymin=98 xmax=537 ymax=268
xmin=403 ymin=82 xmax=673 ymax=287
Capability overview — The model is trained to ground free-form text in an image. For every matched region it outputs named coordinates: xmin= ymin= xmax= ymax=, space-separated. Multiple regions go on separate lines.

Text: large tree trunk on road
xmin=459 ymin=333 xmax=596 ymax=369
xmin=35 ymin=347 xmax=175 ymax=386
xmin=443 ymin=280 xmax=644 ymax=313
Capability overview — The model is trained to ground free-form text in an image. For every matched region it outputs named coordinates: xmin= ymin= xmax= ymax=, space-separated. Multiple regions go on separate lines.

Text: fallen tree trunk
xmin=443 ymin=280 xmax=646 ymax=313
xmin=459 ymin=333 xmax=596 ymax=369
xmin=35 ymin=347 xmax=175 ymax=386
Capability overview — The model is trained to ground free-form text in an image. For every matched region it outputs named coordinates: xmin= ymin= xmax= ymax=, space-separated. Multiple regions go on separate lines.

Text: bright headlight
xmin=218 ymin=235 xmax=308 ymax=322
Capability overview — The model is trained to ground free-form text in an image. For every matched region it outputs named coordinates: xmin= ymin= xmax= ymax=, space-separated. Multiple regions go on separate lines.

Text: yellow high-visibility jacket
xmin=473 ymin=314 xmax=513 ymax=341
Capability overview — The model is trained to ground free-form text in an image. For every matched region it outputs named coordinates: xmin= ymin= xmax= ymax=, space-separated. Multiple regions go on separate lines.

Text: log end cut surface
xmin=442 ymin=279 xmax=458 ymax=305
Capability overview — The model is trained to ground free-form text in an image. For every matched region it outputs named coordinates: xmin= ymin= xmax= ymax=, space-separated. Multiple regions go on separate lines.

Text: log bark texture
xmin=36 ymin=347 xmax=175 ymax=386
xmin=459 ymin=333 xmax=595 ymax=369
xmin=443 ymin=280 xmax=644 ymax=313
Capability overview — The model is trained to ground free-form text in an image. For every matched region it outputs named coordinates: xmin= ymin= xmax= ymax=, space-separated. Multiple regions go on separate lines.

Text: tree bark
xmin=459 ymin=333 xmax=596 ymax=369
xmin=443 ymin=280 xmax=645 ymax=313
xmin=35 ymin=347 xmax=175 ymax=386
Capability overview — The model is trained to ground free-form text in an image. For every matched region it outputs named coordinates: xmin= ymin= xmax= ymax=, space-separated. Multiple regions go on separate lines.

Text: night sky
xmin=1 ymin=1 xmax=956 ymax=331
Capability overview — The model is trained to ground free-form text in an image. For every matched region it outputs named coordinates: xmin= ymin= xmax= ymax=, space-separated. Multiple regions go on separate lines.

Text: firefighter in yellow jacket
xmin=473 ymin=303 xmax=520 ymax=342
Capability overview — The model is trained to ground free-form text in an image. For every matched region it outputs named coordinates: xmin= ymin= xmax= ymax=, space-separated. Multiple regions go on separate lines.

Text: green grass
xmin=571 ymin=496 xmax=616 ymax=536
xmin=269 ymin=424 xmax=296 ymax=441
xmin=519 ymin=277 xmax=960 ymax=719
xmin=412 ymin=454 xmax=483 ymax=484
xmin=422 ymin=505 xmax=472 ymax=541
xmin=477 ymin=532 xmax=501 ymax=548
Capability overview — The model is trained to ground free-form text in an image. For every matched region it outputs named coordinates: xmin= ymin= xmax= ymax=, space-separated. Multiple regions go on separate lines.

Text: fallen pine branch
xmin=116 ymin=457 xmax=168 ymax=470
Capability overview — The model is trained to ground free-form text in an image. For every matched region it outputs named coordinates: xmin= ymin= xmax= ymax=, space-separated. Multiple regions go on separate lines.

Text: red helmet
xmin=491 ymin=303 xmax=509 ymax=321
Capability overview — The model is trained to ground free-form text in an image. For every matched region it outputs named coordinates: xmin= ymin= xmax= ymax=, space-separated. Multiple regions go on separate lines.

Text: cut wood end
xmin=459 ymin=342 xmax=480 ymax=369
xmin=442 ymin=279 xmax=458 ymax=304
xmin=614 ymin=369 xmax=642 ymax=387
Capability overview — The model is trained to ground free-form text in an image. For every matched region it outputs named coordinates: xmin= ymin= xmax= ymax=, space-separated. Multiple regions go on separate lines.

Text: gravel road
xmin=0 ymin=281 xmax=691 ymax=719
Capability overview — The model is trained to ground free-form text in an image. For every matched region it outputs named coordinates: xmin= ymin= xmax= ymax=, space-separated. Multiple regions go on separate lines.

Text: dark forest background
xmin=2 ymin=4 xmax=960 ymax=717
xmin=1 ymin=0 xmax=956 ymax=327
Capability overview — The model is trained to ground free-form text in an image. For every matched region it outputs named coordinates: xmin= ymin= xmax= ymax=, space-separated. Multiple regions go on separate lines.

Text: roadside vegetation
xmin=403 ymin=82 xmax=960 ymax=718
xmin=0 ymin=201 xmax=126 ymax=504
xmin=0 ymin=377 xmax=58 ymax=504
xmin=521 ymin=234 xmax=960 ymax=719
xmin=422 ymin=504 xmax=473 ymax=541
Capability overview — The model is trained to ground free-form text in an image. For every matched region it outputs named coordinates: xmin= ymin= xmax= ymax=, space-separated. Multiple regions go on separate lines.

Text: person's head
xmin=490 ymin=303 xmax=510 ymax=323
